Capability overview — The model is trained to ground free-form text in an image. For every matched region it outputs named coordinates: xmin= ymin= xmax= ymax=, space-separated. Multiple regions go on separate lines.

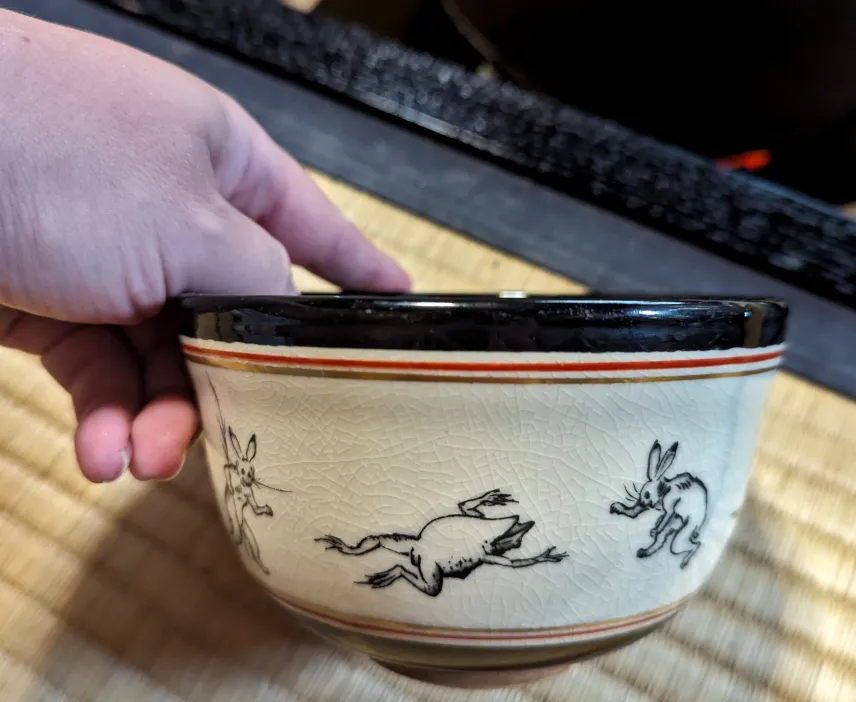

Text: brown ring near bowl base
xmin=284 ymin=607 xmax=684 ymax=689
xmin=375 ymin=659 xmax=574 ymax=689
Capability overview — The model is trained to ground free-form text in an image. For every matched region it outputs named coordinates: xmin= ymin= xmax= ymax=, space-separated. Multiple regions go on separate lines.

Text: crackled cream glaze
xmin=182 ymin=337 xmax=782 ymax=663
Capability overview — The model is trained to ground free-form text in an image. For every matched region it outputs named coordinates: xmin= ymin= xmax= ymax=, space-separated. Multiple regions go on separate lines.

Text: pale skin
xmin=0 ymin=10 xmax=411 ymax=483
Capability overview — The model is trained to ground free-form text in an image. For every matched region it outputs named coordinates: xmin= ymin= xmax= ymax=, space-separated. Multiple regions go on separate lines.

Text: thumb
xmin=176 ymin=203 xmax=298 ymax=297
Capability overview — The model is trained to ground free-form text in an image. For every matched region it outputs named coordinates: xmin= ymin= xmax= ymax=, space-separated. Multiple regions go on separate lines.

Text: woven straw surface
xmin=1 ymin=172 xmax=854 ymax=701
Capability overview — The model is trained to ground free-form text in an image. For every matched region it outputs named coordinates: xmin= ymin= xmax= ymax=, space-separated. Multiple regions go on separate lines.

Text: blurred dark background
xmin=293 ymin=0 xmax=856 ymax=207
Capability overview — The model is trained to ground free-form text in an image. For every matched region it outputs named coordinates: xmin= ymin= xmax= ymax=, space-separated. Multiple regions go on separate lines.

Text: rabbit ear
xmin=656 ymin=442 xmax=679 ymax=478
xmin=245 ymin=434 xmax=257 ymax=462
xmin=647 ymin=441 xmax=662 ymax=481
xmin=228 ymin=428 xmax=242 ymax=459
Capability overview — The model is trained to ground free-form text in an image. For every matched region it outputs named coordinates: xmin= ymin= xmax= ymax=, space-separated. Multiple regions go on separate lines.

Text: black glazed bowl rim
xmin=178 ymin=293 xmax=788 ymax=353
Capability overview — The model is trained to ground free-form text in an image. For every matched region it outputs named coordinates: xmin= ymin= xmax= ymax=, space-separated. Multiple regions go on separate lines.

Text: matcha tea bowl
xmin=178 ymin=293 xmax=787 ymax=688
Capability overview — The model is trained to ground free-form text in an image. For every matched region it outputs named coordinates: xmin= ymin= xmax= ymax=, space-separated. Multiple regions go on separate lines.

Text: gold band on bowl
xmin=184 ymin=353 xmax=780 ymax=385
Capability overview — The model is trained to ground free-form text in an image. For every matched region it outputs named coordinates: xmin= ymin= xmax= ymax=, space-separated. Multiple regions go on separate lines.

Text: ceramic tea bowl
xmin=179 ymin=293 xmax=787 ymax=688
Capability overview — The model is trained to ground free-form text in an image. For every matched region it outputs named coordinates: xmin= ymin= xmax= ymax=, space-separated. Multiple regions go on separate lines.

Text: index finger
xmin=214 ymin=96 xmax=412 ymax=293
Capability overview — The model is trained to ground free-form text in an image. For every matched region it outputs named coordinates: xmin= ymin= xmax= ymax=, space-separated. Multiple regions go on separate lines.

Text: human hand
xmin=0 ymin=11 xmax=410 ymax=483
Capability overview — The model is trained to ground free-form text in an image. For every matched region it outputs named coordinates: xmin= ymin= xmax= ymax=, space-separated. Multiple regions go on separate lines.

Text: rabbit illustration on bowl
xmin=610 ymin=440 xmax=709 ymax=569
xmin=208 ymin=376 xmax=290 ymax=576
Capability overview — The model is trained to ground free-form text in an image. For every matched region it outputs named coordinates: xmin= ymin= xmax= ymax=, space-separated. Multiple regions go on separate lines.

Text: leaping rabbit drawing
xmin=610 ymin=440 xmax=708 ymax=569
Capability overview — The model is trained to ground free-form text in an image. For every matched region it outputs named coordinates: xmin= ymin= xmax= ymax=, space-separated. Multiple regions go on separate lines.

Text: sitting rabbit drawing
xmin=610 ymin=440 xmax=708 ymax=569
xmin=208 ymin=376 xmax=279 ymax=575
xmin=223 ymin=428 xmax=273 ymax=574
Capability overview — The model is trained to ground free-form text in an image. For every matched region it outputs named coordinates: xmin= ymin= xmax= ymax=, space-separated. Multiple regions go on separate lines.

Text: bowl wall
xmin=181 ymin=332 xmax=783 ymax=670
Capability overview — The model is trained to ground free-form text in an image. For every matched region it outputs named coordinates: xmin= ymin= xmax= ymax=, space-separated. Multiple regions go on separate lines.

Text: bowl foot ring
xmin=373 ymin=658 xmax=571 ymax=689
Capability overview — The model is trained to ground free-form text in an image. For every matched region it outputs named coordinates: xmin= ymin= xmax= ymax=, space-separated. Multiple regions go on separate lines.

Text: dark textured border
xmin=79 ymin=0 xmax=856 ymax=312
xmin=178 ymin=294 xmax=787 ymax=353
xmin=14 ymin=0 xmax=856 ymax=399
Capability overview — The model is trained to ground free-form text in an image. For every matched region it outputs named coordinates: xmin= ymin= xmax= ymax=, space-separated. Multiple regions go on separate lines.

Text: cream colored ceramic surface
xmin=182 ymin=338 xmax=783 ymax=650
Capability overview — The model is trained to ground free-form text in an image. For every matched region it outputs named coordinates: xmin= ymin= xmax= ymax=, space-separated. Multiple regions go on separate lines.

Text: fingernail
xmin=155 ymin=451 xmax=187 ymax=483
xmin=104 ymin=447 xmax=131 ymax=484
